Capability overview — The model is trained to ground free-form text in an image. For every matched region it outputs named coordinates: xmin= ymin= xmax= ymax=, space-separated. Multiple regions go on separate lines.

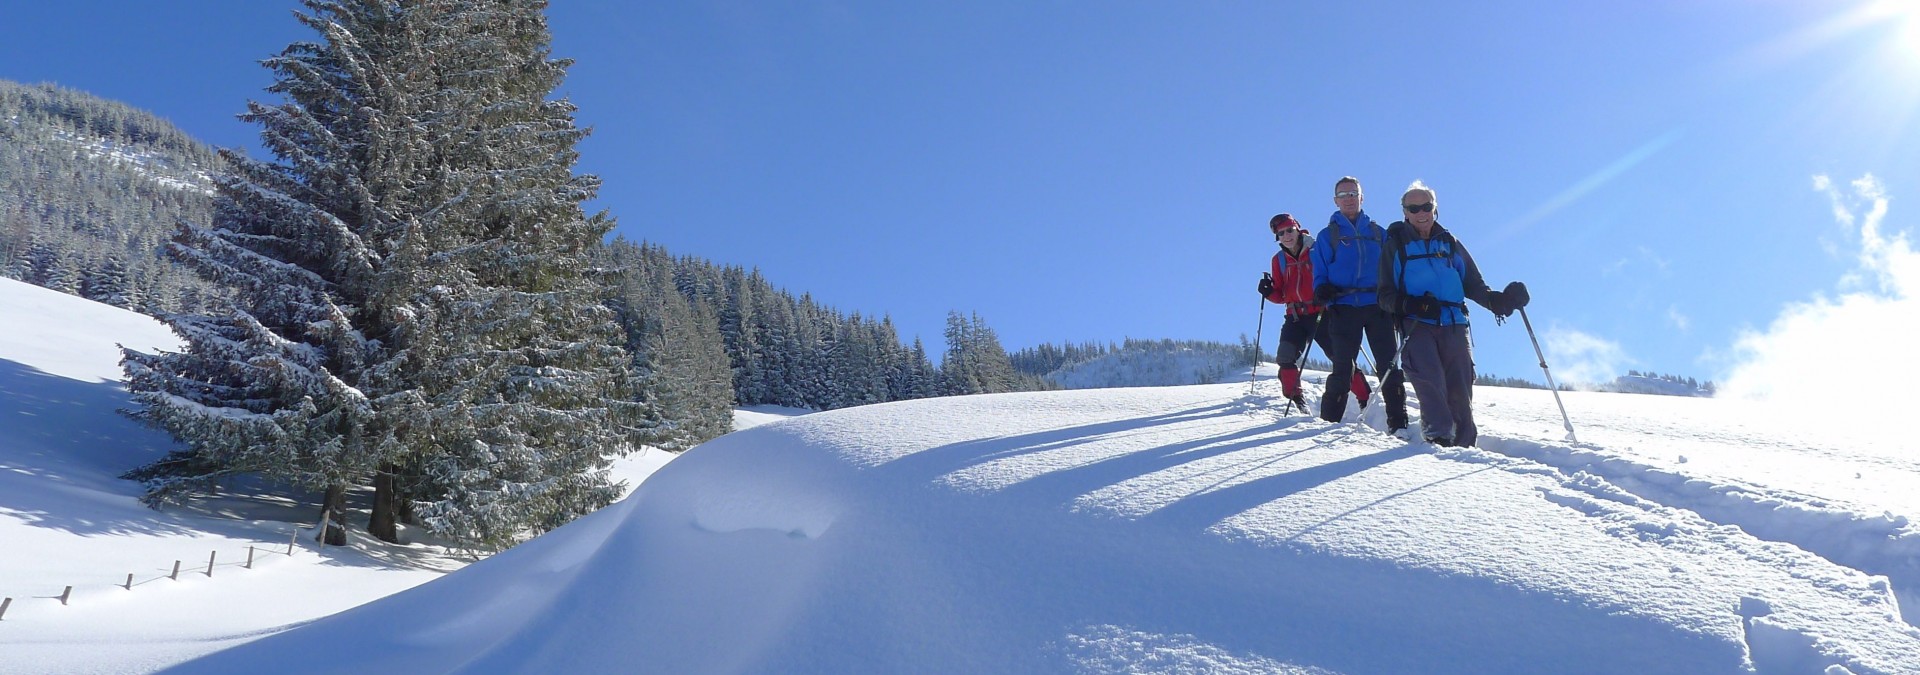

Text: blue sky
xmin=4 ymin=0 xmax=1918 ymax=388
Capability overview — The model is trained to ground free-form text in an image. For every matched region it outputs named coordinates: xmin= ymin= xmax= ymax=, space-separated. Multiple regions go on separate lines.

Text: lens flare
xmin=1870 ymin=0 xmax=1920 ymax=63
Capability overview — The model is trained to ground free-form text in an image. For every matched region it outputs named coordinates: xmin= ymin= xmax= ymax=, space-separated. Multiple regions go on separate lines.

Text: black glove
xmin=1313 ymin=284 xmax=1339 ymax=304
xmin=1406 ymin=294 xmax=1443 ymax=321
xmin=1487 ymin=290 xmax=1512 ymax=318
xmin=1504 ymin=281 xmax=1530 ymax=310
xmin=1257 ymin=276 xmax=1273 ymax=297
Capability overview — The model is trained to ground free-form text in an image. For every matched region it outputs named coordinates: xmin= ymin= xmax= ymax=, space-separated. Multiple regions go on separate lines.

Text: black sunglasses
xmin=1403 ymin=202 xmax=1434 ymax=213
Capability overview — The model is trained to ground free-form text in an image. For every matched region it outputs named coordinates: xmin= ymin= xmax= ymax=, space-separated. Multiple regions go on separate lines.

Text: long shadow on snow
xmin=0 ymin=358 xmax=376 ymax=555
xmin=849 ymin=396 xmax=1749 ymax=672
xmin=992 ymin=419 xmax=1325 ymax=508
xmin=1136 ymin=443 xmax=1427 ymax=532
xmin=875 ymin=401 xmax=1240 ymax=484
xmin=792 ymin=460 xmax=1748 ymax=674
xmin=0 ymin=357 xmax=200 ymax=537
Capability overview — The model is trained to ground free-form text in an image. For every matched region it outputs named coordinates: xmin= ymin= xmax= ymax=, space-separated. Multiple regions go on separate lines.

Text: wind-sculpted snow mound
xmin=175 ymin=383 xmax=1920 ymax=674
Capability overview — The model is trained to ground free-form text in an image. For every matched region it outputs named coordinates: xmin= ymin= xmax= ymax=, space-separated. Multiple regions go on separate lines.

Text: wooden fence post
xmin=206 ymin=551 xmax=217 ymax=577
xmin=1 ymin=597 xmax=10 ymax=620
xmin=288 ymin=526 xmax=298 ymax=555
xmin=246 ymin=546 xmax=255 ymax=569
xmin=124 ymin=573 xmax=134 ymax=590
xmin=170 ymin=560 xmax=181 ymax=581
xmin=316 ymin=507 xmax=332 ymax=547
xmin=58 ymin=586 xmax=72 ymax=606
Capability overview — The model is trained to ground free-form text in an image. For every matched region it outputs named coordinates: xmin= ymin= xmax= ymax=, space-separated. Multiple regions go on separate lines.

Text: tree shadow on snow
xmin=0 ymin=356 xmax=201 ymax=537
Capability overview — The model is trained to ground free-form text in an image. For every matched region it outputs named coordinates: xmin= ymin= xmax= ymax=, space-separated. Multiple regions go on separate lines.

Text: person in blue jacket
xmin=1376 ymin=180 xmax=1529 ymax=447
xmin=1311 ymin=176 xmax=1407 ymax=431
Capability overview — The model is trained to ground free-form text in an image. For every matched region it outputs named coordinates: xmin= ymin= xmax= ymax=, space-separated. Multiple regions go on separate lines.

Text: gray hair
xmin=1402 ymin=180 xmax=1436 ymax=208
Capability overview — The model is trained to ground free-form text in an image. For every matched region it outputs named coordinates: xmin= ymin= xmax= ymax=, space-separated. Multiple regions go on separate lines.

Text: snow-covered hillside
xmin=1045 ymin=342 xmax=1250 ymax=389
xmin=1598 ymin=374 xmax=1712 ymax=397
xmin=175 ymin=373 xmax=1920 ymax=672
xmin=0 ymin=277 xmax=680 ymax=674
xmin=8 ymin=273 xmax=1920 ymax=673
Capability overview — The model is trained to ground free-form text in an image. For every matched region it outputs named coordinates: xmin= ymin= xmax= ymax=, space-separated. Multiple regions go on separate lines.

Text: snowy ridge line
xmin=1471 ymin=434 xmax=1920 ymax=626
xmin=0 ymin=533 xmax=303 ymax=624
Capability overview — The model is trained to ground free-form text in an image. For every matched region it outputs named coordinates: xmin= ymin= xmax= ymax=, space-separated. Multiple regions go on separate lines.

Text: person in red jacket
xmin=1256 ymin=213 xmax=1337 ymax=410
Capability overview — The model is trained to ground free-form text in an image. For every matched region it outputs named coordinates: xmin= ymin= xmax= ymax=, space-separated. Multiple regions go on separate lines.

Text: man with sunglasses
xmin=1256 ymin=213 xmax=1331 ymax=411
xmin=1377 ymin=180 xmax=1529 ymax=447
xmin=1310 ymin=176 xmax=1407 ymax=431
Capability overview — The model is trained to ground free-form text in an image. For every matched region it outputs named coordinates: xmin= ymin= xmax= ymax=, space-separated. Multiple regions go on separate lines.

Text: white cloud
xmin=1717 ymin=174 xmax=1918 ymax=416
xmin=1667 ymin=306 xmax=1691 ymax=333
xmin=1542 ymin=327 xmax=1632 ymax=388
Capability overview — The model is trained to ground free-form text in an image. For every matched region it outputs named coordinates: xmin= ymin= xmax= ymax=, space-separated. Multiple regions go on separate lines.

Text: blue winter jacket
xmin=1310 ymin=211 xmax=1386 ymax=307
xmin=1377 ymin=220 xmax=1495 ymax=326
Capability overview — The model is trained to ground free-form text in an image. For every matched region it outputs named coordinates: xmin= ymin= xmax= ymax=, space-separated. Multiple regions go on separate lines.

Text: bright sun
xmin=1869 ymin=0 xmax=1920 ymax=62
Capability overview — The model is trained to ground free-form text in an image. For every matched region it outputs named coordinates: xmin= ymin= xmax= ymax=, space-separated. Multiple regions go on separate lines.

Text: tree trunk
xmin=369 ymin=466 xmax=399 ymax=543
xmin=397 ymin=482 xmax=419 ymax=526
xmin=320 ymin=484 xmax=348 ymax=546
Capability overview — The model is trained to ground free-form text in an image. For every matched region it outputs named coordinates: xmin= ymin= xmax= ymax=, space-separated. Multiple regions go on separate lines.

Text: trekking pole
xmin=1386 ymin=318 xmax=1412 ymax=383
xmin=1518 ymin=307 xmax=1578 ymax=442
xmin=1293 ymin=312 xmax=1324 ymax=370
xmin=1249 ymin=274 xmax=1270 ymax=395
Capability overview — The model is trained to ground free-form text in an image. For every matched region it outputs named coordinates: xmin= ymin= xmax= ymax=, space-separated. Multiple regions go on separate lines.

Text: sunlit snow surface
xmin=179 ymin=380 xmax=1920 ymax=673
xmin=4 ymin=275 xmax=1919 ymax=673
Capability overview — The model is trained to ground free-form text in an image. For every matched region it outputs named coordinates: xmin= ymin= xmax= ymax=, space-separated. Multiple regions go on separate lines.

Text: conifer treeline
xmin=604 ymin=239 xmax=1052 ymax=427
xmin=0 ymin=80 xmax=225 ymax=313
xmin=1012 ymin=337 xmax=1333 ymax=377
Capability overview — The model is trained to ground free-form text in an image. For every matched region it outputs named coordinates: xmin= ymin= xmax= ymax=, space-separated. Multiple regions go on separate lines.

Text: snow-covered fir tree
xmin=124 ymin=0 xmax=656 ymax=551
xmin=375 ymin=0 xmax=655 ymax=550
xmin=121 ymin=0 xmax=416 ymax=544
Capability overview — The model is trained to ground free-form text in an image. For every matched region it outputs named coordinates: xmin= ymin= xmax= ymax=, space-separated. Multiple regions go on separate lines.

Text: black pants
xmin=1319 ymin=303 xmax=1406 ymax=427
xmin=1274 ymin=312 xmax=1332 ymax=367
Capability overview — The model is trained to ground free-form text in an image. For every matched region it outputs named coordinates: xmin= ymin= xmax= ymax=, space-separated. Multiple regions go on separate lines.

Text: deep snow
xmin=4 ymin=275 xmax=1920 ymax=674
xmin=0 ymin=277 xmax=673 ymax=674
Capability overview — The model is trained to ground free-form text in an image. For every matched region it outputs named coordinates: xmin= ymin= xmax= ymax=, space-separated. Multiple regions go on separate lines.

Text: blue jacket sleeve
xmin=1310 ymin=229 xmax=1332 ymax=290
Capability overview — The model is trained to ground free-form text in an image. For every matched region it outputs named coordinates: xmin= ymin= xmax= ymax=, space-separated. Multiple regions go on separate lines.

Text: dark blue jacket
xmin=1377 ymin=220 xmax=1495 ymax=326
xmin=1310 ymin=211 xmax=1385 ymax=307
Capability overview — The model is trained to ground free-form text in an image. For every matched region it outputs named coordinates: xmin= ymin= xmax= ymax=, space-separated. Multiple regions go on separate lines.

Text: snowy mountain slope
xmin=1044 ymin=342 xmax=1248 ymax=389
xmin=0 ymin=276 xmax=683 ymax=674
xmin=175 ymin=373 xmax=1920 ymax=673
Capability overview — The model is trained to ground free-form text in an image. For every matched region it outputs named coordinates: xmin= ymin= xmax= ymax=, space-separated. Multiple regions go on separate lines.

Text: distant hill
xmin=1011 ymin=337 xmax=1324 ymax=389
xmin=1594 ymin=373 xmax=1714 ymax=397
xmin=0 ymin=79 xmax=224 ymax=313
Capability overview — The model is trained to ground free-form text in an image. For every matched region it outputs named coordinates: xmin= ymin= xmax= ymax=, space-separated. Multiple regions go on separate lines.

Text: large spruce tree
xmin=123 ymin=0 xmax=653 ymax=550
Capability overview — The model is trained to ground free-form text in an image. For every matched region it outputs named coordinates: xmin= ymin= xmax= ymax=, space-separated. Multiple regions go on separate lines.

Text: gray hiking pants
xmin=1401 ymin=320 xmax=1477 ymax=446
